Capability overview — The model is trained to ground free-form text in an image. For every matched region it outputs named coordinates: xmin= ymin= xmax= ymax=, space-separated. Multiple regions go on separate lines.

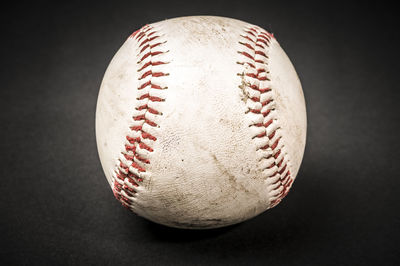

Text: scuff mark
xmin=237 ymin=72 xmax=251 ymax=103
xmin=211 ymin=153 xmax=250 ymax=193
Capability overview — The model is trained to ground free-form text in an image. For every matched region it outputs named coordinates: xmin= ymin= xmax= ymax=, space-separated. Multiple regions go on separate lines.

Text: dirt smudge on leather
xmin=211 ymin=153 xmax=250 ymax=193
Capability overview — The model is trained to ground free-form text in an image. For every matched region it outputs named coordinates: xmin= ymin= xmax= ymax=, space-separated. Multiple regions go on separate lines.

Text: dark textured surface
xmin=1 ymin=1 xmax=399 ymax=265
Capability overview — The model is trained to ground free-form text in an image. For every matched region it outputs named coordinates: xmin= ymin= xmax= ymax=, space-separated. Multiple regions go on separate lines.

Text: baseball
xmin=96 ymin=16 xmax=306 ymax=229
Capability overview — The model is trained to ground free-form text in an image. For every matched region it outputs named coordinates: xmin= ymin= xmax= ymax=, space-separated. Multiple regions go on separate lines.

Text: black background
xmin=1 ymin=1 xmax=399 ymax=265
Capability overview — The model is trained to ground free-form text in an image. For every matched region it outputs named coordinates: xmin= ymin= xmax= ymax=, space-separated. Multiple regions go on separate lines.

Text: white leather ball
xmin=96 ymin=16 xmax=306 ymax=229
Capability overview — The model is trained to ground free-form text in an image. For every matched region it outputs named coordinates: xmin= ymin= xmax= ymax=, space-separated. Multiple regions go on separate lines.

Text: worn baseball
xmin=96 ymin=16 xmax=306 ymax=229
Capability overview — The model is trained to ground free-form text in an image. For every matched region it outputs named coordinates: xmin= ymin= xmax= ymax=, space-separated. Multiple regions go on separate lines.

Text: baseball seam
xmin=111 ymin=25 xmax=169 ymax=210
xmin=237 ymin=26 xmax=293 ymax=207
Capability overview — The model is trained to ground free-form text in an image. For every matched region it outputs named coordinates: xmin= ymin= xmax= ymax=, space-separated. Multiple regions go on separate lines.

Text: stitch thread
xmin=237 ymin=26 xmax=293 ymax=208
xmin=112 ymin=25 xmax=169 ymax=209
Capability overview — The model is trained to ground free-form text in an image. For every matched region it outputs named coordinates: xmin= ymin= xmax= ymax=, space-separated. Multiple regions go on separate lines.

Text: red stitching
xmin=147 ymin=31 xmax=157 ymax=37
xmin=113 ymin=25 xmax=168 ymax=208
xmin=139 ymin=36 xmax=160 ymax=47
xmin=138 ymin=70 xmax=168 ymax=80
xmin=237 ymin=26 xmax=293 ymax=208
xmin=257 ymin=38 xmax=269 ymax=46
xmin=256 ymin=43 xmax=265 ymax=49
xmin=255 ymin=50 xmax=268 ymax=58
xmin=270 ymin=137 xmax=281 ymax=150
xmin=137 ymin=81 xmax=165 ymax=90
xmin=241 ymin=35 xmax=255 ymax=43
xmin=136 ymin=105 xmax=161 ymax=114
xmin=129 ymin=29 xmax=141 ymax=39
xmin=239 ymin=41 xmax=255 ymax=50
xmin=138 ymin=61 xmax=167 ymax=72
xmin=142 ymin=131 xmax=157 ymax=141
xmin=139 ymin=51 xmax=164 ymax=62
xmin=137 ymin=93 xmax=164 ymax=102
xmin=139 ymin=42 xmax=164 ymax=53
xmin=245 ymin=30 xmax=257 ymax=37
